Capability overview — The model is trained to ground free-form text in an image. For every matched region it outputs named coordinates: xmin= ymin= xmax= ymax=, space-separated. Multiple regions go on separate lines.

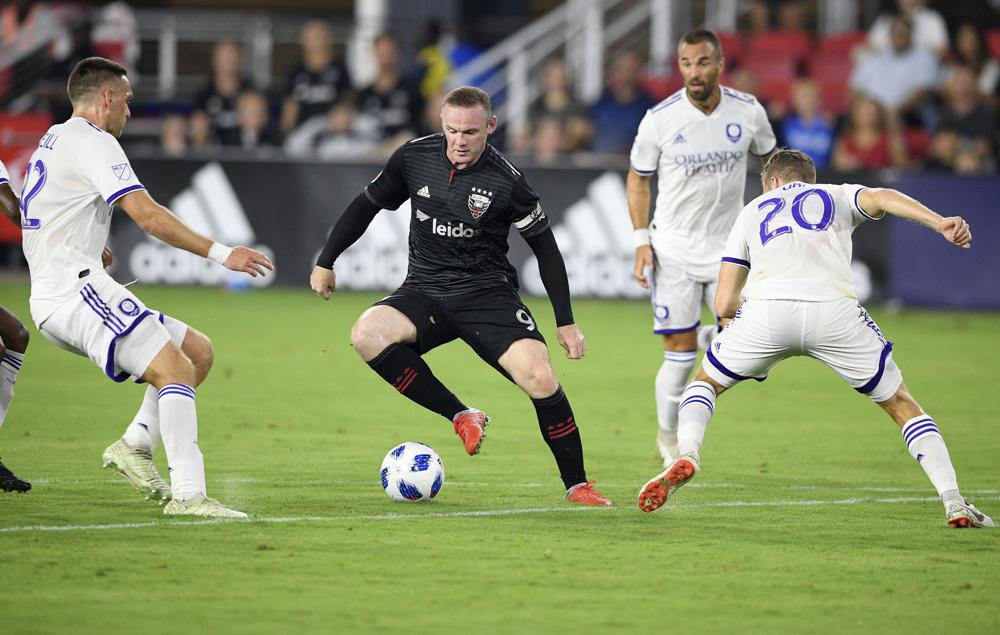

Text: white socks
xmin=122 ymin=385 xmax=161 ymax=451
xmin=656 ymin=351 xmax=697 ymax=452
xmin=901 ymin=415 xmax=959 ymax=499
xmin=0 ymin=351 xmax=24 ymax=430
xmin=158 ymin=384 xmax=206 ymax=502
xmin=677 ymin=381 xmax=717 ymax=457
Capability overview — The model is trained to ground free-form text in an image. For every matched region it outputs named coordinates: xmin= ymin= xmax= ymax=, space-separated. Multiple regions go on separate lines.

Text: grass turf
xmin=0 ymin=283 xmax=997 ymax=635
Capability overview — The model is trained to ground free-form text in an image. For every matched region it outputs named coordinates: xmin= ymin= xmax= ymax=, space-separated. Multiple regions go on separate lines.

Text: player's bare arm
xmin=0 ymin=182 xmax=20 ymax=226
xmin=555 ymin=324 xmax=586 ymax=359
xmin=118 ymin=189 xmax=273 ymax=276
xmin=625 ymin=168 xmax=653 ymax=288
xmin=858 ymin=188 xmax=972 ymax=248
xmin=714 ymin=262 xmax=749 ymax=328
xmin=311 ymin=191 xmax=382 ymax=300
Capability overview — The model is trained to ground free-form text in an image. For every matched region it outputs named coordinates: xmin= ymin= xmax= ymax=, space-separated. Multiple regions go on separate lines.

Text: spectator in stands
xmin=234 ymin=89 xmax=281 ymax=151
xmin=281 ymin=18 xmax=353 ymax=135
xmin=91 ymin=1 xmax=140 ymax=77
xmin=413 ymin=21 xmax=452 ymax=101
xmin=190 ymin=41 xmax=249 ymax=148
xmin=284 ymin=99 xmax=379 ymax=160
xmin=868 ymin=0 xmax=949 ymax=59
xmin=833 ymin=94 xmax=908 ymax=171
xmin=780 ymin=79 xmax=835 ymax=169
xmin=513 ymin=57 xmax=589 ymax=153
xmin=950 ymin=23 xmax=999 ymax=97
xmin=850 ymin=17 xmax=938 ymax=127
xmin=532 ymin=118 xmax=566 ymax=164
xmin=932 ymin=65 xmax=996 ymax=173
xmin=587 ymin=50 xmax=655 ymax=154
xmin=358 ymin=34 xmax=424 ymax=148
xmin=160 ymin=114 xmax=188 ymax=157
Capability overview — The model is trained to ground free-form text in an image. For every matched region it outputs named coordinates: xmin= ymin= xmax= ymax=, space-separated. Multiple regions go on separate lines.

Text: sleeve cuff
xmin=630 ymin=164 xmax=656 ymax=175
xmin=750 ymin=142 xmax=777 ymax=158
xmin=854 ymin=187 xmax=882 ymax=221
xmin=721 ymin=256 xmax=750 ymax=269
xmin=106 ymin=184 xmax=145 ymax=206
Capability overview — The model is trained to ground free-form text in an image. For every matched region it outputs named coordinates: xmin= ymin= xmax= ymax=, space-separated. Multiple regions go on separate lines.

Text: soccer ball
xmin=379 ymin=442 xmax=445 ymax=502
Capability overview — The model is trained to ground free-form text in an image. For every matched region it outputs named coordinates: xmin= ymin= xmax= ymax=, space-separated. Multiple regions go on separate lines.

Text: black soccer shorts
xmin=374 ymin=284 xmax=546 ymax=376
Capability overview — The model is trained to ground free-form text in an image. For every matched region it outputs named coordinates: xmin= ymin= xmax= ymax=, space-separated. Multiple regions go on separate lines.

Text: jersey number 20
xmin=758 ymin=188 xmax=834 ymax=246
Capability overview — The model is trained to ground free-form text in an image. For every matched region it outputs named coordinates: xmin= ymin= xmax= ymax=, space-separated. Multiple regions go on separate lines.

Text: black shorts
xmin=374 ymin=284 xmax=546 ymax=375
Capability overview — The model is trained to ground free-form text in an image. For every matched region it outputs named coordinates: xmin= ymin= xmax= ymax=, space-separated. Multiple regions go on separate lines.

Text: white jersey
xmin=722 ymin=181 xmax=881 ymax=301
xmin=629 ymin=86 xmax=776 ymax=280
xmin=20 ymin=117 xmax=145 ymax=324
xmin=0 ymin=159 xmax=9 ymax=184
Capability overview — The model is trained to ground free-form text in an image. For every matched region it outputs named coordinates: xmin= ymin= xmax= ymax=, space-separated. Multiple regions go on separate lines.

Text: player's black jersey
xmin=363 ymin=134 xmax=549 ymax=296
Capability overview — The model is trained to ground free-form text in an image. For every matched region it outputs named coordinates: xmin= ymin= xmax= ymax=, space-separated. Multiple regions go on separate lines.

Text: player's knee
xmin=185 ymin=330 xmax=214 ymax=380
xmin=350 ymin=317 xmax=385 ymax=358
xmin=520 ymin=364 xmax=559 ymax=399
xmin=5 ymin=322 xmax=29 ymax=353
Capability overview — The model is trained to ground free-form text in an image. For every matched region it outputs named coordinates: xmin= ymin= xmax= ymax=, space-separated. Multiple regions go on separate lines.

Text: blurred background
xmin=1 ymin=0 xmax=998 ymax=309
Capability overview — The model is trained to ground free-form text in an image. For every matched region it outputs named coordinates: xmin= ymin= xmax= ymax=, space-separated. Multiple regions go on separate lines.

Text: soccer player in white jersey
xmin=627 ymin=30 xmax=777 ymax=466
xmin=21 ymin=57 xmax=273 ymax=517
xmin=0 ymin=160 xmax=32 ymax=492
xmin=636 ymin=149 xmax=993 ymax=528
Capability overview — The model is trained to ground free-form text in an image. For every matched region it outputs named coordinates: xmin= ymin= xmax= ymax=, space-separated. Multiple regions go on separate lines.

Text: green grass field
xmin=0 ymin=283 xmax=997 ymax=635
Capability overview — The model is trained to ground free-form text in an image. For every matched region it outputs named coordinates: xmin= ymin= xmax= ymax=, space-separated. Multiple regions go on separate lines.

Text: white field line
xmin=26 ymin=476 xmax=1000 ymax=496
xmin=3 ymin=496 xmax=998 ymax=535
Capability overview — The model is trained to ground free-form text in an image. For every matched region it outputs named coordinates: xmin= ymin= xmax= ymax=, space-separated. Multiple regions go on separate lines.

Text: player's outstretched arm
xmin=714 ymin=262 xmax=750 ymax=326
xmin=311 ymin=192 xmax=381 ymax=300
xmin=118 ymin=189 xmax=273 ymax=276
xmin=858 ymin=188 xmax=972 ymax=249
xmin=0 ymin=183 xmax=20 ymax=226
xmin=524 ymin=227 xmax=584 ymax=359
xmin=626 ymin=169 xmax=654 ymax=288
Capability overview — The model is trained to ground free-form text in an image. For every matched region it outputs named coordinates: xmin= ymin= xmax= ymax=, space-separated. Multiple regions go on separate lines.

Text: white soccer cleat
xmin=163 ymin=495 xmax=248 ymax=519
xmin=656 ymin=428 xmax=678 ymax=467
xmin=102 ymin=440 xmax=171 ymax=504
xmin=945 ymin=499 xmax=995 ymax=528
xmin=697 ymin=324 xmax=719 ymax=351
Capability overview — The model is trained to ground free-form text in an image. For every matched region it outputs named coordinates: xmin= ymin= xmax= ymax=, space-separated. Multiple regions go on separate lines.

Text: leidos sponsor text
xmin=432 ymin=218 xmax=480 ymax=238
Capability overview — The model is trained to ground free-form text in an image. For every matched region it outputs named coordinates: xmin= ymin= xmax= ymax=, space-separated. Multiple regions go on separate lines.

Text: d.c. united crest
xmin=468 ymin=186 xmax=493 ymax=219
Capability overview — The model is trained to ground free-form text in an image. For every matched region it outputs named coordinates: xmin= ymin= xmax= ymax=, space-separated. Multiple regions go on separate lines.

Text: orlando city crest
xmin=468 ymin=186 xmax=493 ymax=219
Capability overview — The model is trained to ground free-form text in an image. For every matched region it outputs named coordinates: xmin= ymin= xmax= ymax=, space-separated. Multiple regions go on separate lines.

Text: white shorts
xmin=649 ymin=252 xmax=717 ymax=334
xmin=37 ymin=276 xmax=188 ymax=383
xmin=702 ymin=297 xmax=903 ymax=403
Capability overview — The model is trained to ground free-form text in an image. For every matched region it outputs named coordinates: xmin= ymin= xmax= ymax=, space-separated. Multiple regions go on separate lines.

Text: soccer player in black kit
xmin=310 ymin=86 xmax=611 ymax=506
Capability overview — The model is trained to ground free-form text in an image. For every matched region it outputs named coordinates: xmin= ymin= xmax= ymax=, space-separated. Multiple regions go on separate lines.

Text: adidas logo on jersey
xmin=417 ymin=185 xmax=430 ymax=198
xmin=672 ymin=133 xmax=687 ymax=144
xmin=415 ymin=209 xmax=430 ymax=221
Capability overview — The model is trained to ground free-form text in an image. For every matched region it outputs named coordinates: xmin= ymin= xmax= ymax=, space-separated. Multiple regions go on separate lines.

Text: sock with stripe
xmin=0 ymin=351 xmax=24 ymax=430
xmin=122 ymin=386 xmax=161 ymax=451
xmin=676 ymin=381 xmax=717 ymax=457
xmin=900 ymin=415 xmax=960 ymax=499
xmin=532 ymin=386 xmax=586 ymax=489
xmin=158 ymin=383 xmax=206 ymax=502
xmin=367 ymin=343 xmax=466 ymax=420
xmin=655 ymin=350 xmax=697 ymax=454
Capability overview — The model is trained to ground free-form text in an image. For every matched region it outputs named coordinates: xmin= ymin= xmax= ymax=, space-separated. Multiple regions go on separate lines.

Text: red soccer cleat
xmin=566 ymin=480 xmax=612 ymax=506
xmin=452 ymin=408 xmax=489 ymax=455
xmin=637 ymin=454 xmax=699 ymax=513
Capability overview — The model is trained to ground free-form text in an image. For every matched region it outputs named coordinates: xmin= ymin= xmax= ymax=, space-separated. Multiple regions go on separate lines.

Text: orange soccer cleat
xmin=452 ymin=408 xmax=489 ymax=455
xmin=637 ymin=454 xmax=699 ymax=513
xmin=566 ymin=481 xmax=612 ymax=506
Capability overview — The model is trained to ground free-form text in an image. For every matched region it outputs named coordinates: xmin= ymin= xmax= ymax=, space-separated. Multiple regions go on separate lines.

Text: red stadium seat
xmin=818 ymin=80 xmax=849 ymax=116
xmin=902 ymin=127 xmax=932 ymax=162
xmin=747 ymin=30 xmax=813 ymax=65
xmin=641 ymin=71 xmax=684 ymax=100
xmin=741 ymin=55 xmax=796 ymax=106
xmin=807 ymin=54 xmax=853 ymax=85
xmin=987 ymin=30 xmax=1000 ymax=60
xmin=716 ymin=31 xmax=743 ymax=65
xmin=817 ymin=31 xmax=866 ymax=58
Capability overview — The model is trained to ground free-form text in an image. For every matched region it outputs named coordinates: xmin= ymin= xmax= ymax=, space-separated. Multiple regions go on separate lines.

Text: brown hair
xmin=442 ymin=86 xmax=493 ymax=118
xmin=678 ymin=29 xmax=723 ymax=59
xmin=762 ymin=148 xmax=817 ymax=184
xmin=67 ymin=57 xmax=128 ymax=106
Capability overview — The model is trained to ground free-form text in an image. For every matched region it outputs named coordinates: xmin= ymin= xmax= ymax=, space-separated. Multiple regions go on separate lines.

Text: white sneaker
xmin=697 ymin=324 xmax=719 ymax=351
xmin=656 ymin=429 xmax=678 ymax=467
xmin=945 ymin=499 xmax=995 ymax=528
xmin=102 ymin=440 xmax=171 ymax=504
xmin=163 ymin=495 xmax=248 ymax=519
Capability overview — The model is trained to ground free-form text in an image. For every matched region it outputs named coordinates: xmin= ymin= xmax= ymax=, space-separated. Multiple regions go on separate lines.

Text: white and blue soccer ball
xmin=380 ymin=442 xmax=445 ymax=502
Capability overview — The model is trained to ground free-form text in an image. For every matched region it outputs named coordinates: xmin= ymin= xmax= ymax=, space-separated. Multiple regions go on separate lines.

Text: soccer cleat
xmin=946 ymin=499 xmax=995 ymax=528
xmin=637 ymin=453 xmax=700 ymax=513
xmin=566 ymin=480 xmax=612 ymax=506
xmin=102 ymin=440 xmax=171 ymax=504
xmin=0 ymin=458 xmax=30 ymax=492
xmin=163 ymin=495 xmax=248 ymax=519
xmin=452 ymin=408 xmax=489 ymax=455
xmin=656 ymin=429 xmax=678 ymax=467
